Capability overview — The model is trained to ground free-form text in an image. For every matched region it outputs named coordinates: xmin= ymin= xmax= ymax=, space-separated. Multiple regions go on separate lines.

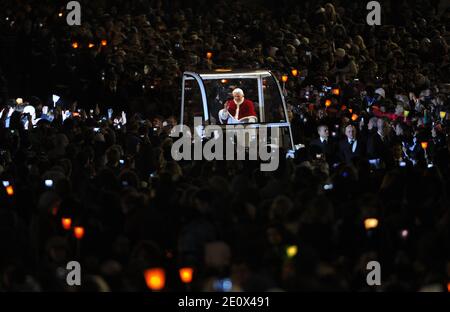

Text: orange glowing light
xmin=72 ymin=42 xmax=79 ymax=49
xmin=215 ymin=68 xmax=232 ymax=72
xmin=332 ymin=88 xmax=340 ymax=96
xmin=421 ymin=142 xmax=428 ymax=150
xmin=73 ymin=226 xmax=85 ymax=239
xmin=351 ymin=114 xmax=358 ymax=121
xmin=101 ymin=40 xmax=107 ymax=46
xmin=325 ymin=99 xmax=332 ymax=107
xmin=348 ymin=108 xmax=353 ymax=113
xmin=179 ymin=267 xmax=194 ymax=284
xmin=291 ymin=69 xmax=298 ymax=77
xmin=221 ymin=79 xmax=228 ymax=84
xmin=62 ymin=218 xmax=72 ymax=230
xmin=206 ymin=52 xmax=213 ymax=59
xmin=364 ymin=218 xmax=379 ymax=230
xmin=6 ymin=185 xmax=14 ymax=196
xmin=281 ymin=75 xmax=288 ymax=83
xmin=88 ymin=43 xmax=95 ymax=49
xmin=144 ymin=268 xmax=165 ymax=291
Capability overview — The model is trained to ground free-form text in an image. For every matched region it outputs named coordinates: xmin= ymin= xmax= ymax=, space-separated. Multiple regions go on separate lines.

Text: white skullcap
xmin=375 ymin=88 xmax=385 ymax=98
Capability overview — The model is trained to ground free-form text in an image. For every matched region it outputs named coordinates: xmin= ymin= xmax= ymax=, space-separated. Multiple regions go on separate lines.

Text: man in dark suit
xmin=339 ymin=124 xmax=366 ymax=164
xmin=310 ymin=124 xmax=336 ymax=164
xmin=367 ymin=118 xmax=392 ymax=163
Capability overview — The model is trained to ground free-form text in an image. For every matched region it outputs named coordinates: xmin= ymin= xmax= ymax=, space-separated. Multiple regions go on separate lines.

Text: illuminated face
xmin=345 ymin=125 xmax=356 ymax=139
xmin=233 ymin=93 xmax=244 ymax=104
xmin=152 ymin=118 xmax=162 ymax=128
xmin=318 ymin=126 xmax=329 ymax=138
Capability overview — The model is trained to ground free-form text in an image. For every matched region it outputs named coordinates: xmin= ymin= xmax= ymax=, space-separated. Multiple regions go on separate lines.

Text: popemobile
xmin=179 ymin=69 xmax=297 ymax=156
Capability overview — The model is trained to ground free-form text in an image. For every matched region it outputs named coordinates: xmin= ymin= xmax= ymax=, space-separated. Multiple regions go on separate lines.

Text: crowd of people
xmin=0 ymin=0 xmax=449 ymax=291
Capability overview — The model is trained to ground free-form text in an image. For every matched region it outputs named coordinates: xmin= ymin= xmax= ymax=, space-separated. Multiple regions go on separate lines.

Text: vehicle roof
xmin=184 ymin=69 xmax=273 ymax=80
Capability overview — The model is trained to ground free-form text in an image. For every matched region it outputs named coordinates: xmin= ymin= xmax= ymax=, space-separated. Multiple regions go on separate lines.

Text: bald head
xmin=317 ymin=125 xmax=329 ymax=139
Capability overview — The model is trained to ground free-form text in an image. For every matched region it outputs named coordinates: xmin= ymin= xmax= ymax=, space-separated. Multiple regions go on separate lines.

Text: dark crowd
xmin=0 ymin=0 xmax=450 ymax=291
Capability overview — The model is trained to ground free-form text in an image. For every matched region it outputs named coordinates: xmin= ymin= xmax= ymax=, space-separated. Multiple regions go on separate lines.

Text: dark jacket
xmin=310 ymin=137 xmax=337 ymax=164
xmin=339 ymin=137 xmax=366 ymax=164
xmin=367 ymin=132 xmax=392 ymax=162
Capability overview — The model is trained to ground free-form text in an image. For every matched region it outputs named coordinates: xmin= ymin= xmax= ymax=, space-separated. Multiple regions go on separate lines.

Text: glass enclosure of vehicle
xmin=180 ymin=70 xmax=294 ymax=150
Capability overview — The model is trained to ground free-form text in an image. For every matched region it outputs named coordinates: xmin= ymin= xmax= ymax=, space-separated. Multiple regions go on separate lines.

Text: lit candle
xmin=364 ymin=218 xmax=379 ymax=230
xmin=179 ymin=267 xmax=194 ymax=284
xmin=421 ymin=142 xmax=428 ymax=150
xmin=286 ymin=245 xmax=298 ymax=258
xmin=144 ymin=268 xmax=165 ymax=291
xmin=73 ymin=226 xmax=85 ymax=239
xmin=62 ymin=218 xmax=72 ymax=230
xmin=6 ymin=185 xmax=14 ymax=196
